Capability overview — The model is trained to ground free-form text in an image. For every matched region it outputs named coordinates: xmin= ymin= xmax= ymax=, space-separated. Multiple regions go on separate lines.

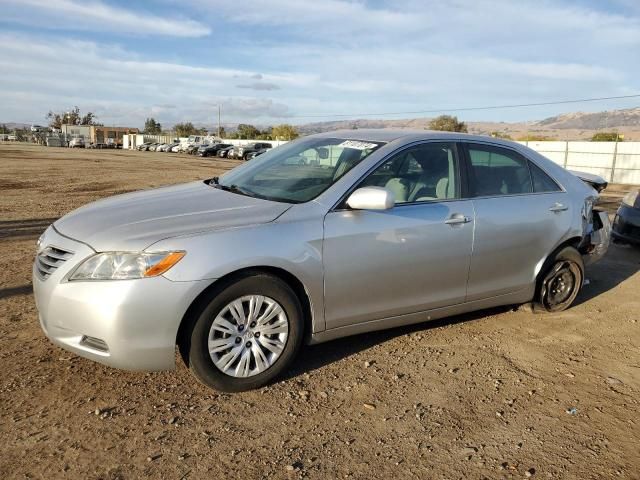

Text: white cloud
xmin=185 ymin=0 xmax=640 ymax=50
xmin=1 ymin=0 xmax=639 ymax=125
xmin=236 ymin=82 xmax=281 ymax=91
xmin=2 ymin=0 xmax=211 ymax=37
xmin=0 ymin=33 xmax=294 ymax=125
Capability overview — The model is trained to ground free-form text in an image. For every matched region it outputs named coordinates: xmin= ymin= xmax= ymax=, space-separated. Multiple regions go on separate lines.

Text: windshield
xmin=216 ymin=137 xmax=384 ymax=203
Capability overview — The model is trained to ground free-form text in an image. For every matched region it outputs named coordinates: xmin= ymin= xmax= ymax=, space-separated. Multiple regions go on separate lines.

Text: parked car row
xmin=136 ymin=140 xmax=274 ymax=160
xmin=196 ymin=143 xmax=232 ymax=157
xmin=67 ymin=138 xmax=122 ymax=149
xmin=216 ymin=142 xmax=273 ymax=160
xmin=137 ymin=141 xmax=181 ymax=152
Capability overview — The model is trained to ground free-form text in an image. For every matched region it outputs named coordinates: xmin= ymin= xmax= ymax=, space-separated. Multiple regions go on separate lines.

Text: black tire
xmin=181 ymin=273 xmax=304 ymax=392
xmin=534 ymin=246 xmax=584 ymax=313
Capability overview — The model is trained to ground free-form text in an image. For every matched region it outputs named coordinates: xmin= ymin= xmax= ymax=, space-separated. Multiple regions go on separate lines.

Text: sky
xmin=1 ymin=0 xmax=639 ymax=128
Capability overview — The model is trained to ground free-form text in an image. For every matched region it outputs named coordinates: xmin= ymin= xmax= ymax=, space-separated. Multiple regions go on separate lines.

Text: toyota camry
xmin=33 ymin=130 xmax=610 ymax=392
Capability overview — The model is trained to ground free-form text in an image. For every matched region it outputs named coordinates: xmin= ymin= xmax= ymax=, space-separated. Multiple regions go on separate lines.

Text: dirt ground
xmin=1 ymin=143 xmax=639 ymax=480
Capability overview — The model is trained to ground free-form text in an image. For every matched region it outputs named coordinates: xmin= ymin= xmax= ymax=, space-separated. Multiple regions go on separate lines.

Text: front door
xmin=322 ymin=142 xmax=475 ymax=330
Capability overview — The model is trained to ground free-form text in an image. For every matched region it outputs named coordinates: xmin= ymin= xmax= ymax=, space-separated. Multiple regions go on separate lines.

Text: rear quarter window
xmin=529 ymin=161 xmax=562 ymax=192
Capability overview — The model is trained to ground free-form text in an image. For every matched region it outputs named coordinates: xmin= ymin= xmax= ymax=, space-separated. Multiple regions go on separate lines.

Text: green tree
xmin=490 ymin=131 xmax=512 ymax=139
xmin=174 ymin=122 xmax=199 ymax=137
xmin=14 ymin=128 xmax=30 ymax=142
xmin=428 ymin=115 xmax=468 ymax=133
xmin=271 ymin=124 xmax=299 ymax=140
xmin=236 ymin=124 xmax=261 ymax=139
xmin=0 ymin=124 xmax=7 ymax=134
xmin=591 ymin=132 xmax=623 ymax=142
xmin=516 ymin=134 xmax=556 ymax=141
xmin=46 ymin=106 xmax=99 ymax=128
xmin=143 ymin=117 xmax=162 ymax=135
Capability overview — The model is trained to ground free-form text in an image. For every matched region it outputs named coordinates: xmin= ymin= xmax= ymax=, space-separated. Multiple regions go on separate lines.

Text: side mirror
xmin=346 ymin=187 xmax=395 ymax=210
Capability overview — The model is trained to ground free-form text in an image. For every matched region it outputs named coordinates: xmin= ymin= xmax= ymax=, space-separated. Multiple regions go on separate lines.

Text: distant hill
xmin=0 ymin=122 xmax=31 ymax=130
xmin=294 ymin=106 xmax=640 ymax=140
xmin=535 ymin=107 xmax=640 ymax=129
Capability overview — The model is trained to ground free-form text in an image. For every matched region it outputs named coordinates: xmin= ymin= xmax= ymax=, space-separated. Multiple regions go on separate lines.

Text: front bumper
xmin=612 ymin=204 xmax=640 ymax=244
xmin=33 ymin=226 xmax=210 ymax=371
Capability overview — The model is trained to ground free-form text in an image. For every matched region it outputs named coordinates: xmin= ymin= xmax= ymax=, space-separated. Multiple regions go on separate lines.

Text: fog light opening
xmin=80 ymin=335 xmax=109 ymax=353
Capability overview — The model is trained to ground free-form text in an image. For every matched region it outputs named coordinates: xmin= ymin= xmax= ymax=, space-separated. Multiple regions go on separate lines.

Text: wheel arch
xmin=176 ymin=266 xmax=314 ymax=360
xmin=534 ymin=236 xmax=583 ymax=295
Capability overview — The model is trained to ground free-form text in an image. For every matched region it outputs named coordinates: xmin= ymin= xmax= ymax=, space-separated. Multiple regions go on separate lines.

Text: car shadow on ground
xmin=576 ymin=242 xmax=640 ymax=307
xmin=283 ymin=305 xmax=512 ymax=381
xmin=0 ymin=217 xmax=58 ymax=240
xmin=0 ymin=284 xmax=33 ymax=300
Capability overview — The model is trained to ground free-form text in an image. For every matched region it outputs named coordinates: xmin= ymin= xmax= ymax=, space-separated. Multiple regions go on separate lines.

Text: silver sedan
xmin=33 ymin=130 xmax=610 ymax=391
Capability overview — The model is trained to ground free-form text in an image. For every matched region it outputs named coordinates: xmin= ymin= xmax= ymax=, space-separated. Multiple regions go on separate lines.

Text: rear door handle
xmin=445 ymin=214 xmax=471 ymax=225
xmin=549 ymin=203 xmax=568 ymax=213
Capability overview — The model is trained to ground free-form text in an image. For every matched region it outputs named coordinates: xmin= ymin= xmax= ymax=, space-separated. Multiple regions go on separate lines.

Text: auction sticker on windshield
xmin=338 ymin=140 xmax=379 ymax=150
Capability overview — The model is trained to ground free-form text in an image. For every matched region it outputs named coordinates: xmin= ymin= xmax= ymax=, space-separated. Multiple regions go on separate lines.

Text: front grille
xmin=35 ymin=246 xmax=74 ymax=280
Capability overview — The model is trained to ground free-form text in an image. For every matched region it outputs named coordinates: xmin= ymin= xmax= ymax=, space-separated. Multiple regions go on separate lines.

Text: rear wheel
xmin=182 ymin=274 xmax=304 ymax=392
xmin=535 ymin=246 xmax=584 ymax=313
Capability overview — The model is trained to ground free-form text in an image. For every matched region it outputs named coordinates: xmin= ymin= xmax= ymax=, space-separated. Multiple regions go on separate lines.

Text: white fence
xmin=521 ymin=141 xmax=640 ymax=185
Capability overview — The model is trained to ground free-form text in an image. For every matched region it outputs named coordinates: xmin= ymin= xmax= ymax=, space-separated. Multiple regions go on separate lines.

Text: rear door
xmin=461 ymin=142 xmax=570 ymax=301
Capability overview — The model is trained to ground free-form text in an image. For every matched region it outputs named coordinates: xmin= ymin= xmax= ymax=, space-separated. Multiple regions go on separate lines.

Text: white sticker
xmin=338 ymin=140 xmax=378 ymax=150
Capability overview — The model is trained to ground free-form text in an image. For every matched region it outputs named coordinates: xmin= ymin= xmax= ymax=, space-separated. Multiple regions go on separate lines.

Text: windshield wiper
xmin=209 ymin=178 xmax=255 ymax=198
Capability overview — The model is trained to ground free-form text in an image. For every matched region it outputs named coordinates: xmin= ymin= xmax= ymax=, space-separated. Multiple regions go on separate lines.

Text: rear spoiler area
xmin=568 ymin=170 xmax=608 ymax=193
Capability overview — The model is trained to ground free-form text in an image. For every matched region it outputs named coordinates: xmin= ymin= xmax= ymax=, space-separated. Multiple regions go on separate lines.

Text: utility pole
xmin=217 ymin=105 xmax=221 ymax=138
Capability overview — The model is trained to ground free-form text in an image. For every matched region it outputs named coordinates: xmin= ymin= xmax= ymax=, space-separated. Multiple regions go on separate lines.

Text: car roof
xmin=307 ymin=128 xmax=520 ymax=148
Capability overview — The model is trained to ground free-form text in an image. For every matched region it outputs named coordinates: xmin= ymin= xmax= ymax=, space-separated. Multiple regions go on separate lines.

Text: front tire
xmin=182 ymin=273 xmax=304 ymax=392
xmin=535 ymin=246 xmax=584 ymax=313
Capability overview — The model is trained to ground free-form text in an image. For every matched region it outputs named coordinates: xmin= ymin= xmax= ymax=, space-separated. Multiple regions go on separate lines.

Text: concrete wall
xmin=519 ymin=141 xmax=640 ymax=185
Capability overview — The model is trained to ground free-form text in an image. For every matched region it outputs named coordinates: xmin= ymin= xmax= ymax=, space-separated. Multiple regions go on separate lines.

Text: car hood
xmin=54 ymin=181 xmax=291 ymax=251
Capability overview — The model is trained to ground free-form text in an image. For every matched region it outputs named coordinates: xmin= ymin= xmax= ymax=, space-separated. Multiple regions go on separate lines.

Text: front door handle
xmin=549 ymin=203 xmax=568 ymax=213
xmin=445 ymin=213 xmax=471 ymax=225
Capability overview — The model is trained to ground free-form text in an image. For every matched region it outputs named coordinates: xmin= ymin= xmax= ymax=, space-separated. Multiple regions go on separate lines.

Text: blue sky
xmin=1 ymin=0 xmax=639 ymax=128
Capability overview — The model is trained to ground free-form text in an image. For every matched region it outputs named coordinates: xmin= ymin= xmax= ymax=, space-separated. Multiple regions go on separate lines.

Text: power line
xmin=286 ymin=93 xmax=640 ymax=119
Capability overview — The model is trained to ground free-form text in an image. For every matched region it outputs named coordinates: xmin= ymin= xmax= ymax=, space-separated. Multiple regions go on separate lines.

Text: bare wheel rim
xmin=542 ymin=261 xmax=581 ymax=309
xmin=208 ymin=295 xmax=289 ymax=378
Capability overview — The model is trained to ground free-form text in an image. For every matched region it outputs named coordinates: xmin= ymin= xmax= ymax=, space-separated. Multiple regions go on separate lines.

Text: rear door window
xmin=467 ymin=144 xmax=533 ymax=197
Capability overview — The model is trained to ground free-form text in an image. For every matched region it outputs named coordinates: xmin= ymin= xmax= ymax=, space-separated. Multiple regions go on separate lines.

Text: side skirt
xmin=308 ymin=287 xmax=533 ymax=345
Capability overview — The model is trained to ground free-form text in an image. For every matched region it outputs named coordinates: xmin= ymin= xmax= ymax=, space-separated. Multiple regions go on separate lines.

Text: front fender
xmin=147 ymin=218 xmax=326 ymax=332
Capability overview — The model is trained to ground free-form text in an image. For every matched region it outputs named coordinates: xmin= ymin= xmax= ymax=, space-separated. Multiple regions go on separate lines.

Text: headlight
xmin=69 ymin=251 xmax=185 ymax=281
xmin=36 ymin=233 xmax=45 ymax=252
xmin=622 ymin=191 xmax=638 ymax=208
